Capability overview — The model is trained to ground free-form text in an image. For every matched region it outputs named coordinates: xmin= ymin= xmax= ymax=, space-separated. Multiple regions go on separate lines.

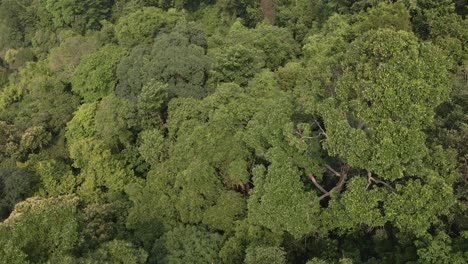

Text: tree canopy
xmin=0 ymin=0 xmax=467 ymax=263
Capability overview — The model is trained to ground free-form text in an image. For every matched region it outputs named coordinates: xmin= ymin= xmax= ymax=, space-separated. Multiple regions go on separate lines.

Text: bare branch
xmin=316 ymin=165 xmax=349 ymax=201
xmin=366 ymin=170 xmax=372 ymax=189
xmin=308 ymin=174 xmax=327 ymax=194
xmin=313 ymin=117 xmax=328 ymax=139
xmin=318 ymin=174 xmax=348 ymax=201
xmin=325 ymin=164 xmax=341 ymax=177
xmin=319 ymin=192 xmax=331 ymax=200
xmin=336 ymin=172 xmax=348 ymax=192
xmin=343 ymin=112 xmax=351 ymax=128
xmin=358 ymin=121 xmax=365 ymax=130
xmin=372 ymin=178 xmax=396 ymax=192
xmin=366 ymin=170 xmax=396 ymax=192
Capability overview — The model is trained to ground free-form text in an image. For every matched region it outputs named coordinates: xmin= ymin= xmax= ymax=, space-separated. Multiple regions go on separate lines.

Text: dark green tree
xmin=45 ymin=0 xmax=113 ymax=32
xmin=0 ymin=167 xmax=33 ymax=220
xmin=116 ymin=30 xmax=210 ymax=100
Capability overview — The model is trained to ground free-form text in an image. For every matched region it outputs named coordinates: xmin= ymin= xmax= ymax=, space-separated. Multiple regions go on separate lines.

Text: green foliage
xmin=248 ymin=154 xmax=316 ymax=238
xmin=352 ymin=1 xmax=412 ymax=33
xmin=416 ymin=231 xmax=468 ymax=264
xmin=0 ymin=61 xmax=50 ymax=111
xmin=275 ymin=0 xmax=330 ymax=42
xmin=19 ymin=126 xmax=52 ymax=154
xmin=0 ymin=65 xmax=9 ymax=88
xmin=82 ymin=202 xmax=128 ymax=246
xmin=320 ymin=177 xmax=387 ymax=234
xmin=0 ymin=122 xmax=20 ymax=158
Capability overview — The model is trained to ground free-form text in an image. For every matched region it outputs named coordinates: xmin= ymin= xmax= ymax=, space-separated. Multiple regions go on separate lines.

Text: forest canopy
xmin=0 ymin=0 xmax=467 ymax=263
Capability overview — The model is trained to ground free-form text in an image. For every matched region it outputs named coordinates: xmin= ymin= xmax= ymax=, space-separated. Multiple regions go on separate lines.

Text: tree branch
xmin=319 ymin=192 xmax=331 ymax=200
xmin=358 ymin=121 xmax=365 ymax=130
xmin=366 ymin=170 xmax=396 ymax=192
xmin=318 ymin=173 xmax=348 ymax=201
xmin=343 ymin=112 xmax=351 ymax=128
xmin=366 ymin=170 xmax=372 ymax=189
xmin=315 ymin=165 xmax=349 ymax=201
xmin=295 ymin=130 xmax=317 ymax=140
xmin=308 ymin=174 xmax=327 ymax=194
xmin=313 ymin=116 xmax=328 ymax=139
xmin=325 ymin=164 xmax=341 ymax=177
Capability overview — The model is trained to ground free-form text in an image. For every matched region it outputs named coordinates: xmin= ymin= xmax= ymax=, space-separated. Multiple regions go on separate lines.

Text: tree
xmin=218 ymin=0 xmax=262 ymax=26
xmin=69 ymin=138 xmax=136 ymax=202
xmin=0 ymin=121 xmax=20 ymax=159
xmin=0 ymin=167 xmax=33 ymax=220
xmin=409 ymin=0 xmax=467 ymax=64
xmin=94 ymin=95 xmax=137 ymax=148
xmin=137 ymin=128 xmax=167 ymax=166
xmin=72 ymin=45 xmax=127 ymax=102
xmin=27 ymin=158 xmax=76 ymax=197
xmin=0 ymin=195 xmax=82 ymax=262
xmin=115 ymin=7 xmax=180 ymax=48
xmin=243 ymin=74 xmax=322 ymax=238
xmin=275 ymin=0 xmax=330 ymax=42
xmin=137 ymin=80 xmax=168 ymax=129
xmin=0 ymin=0 xmax=32 ymax=51
xmin=4 ymin=48 xmax=35 ymax=70
xmin=45 ymin=0 xmax=113 ymax=32
xmin=0 ymin=1 xmax=466 ymax=263
xmin=152 ymin=225 xmax=223 ymax=264
xmin=116 ymin=31 xmax=210 ymax=100
xmin=210 ymin=44 xmax=265 ymax=86
xmin=48 ymin=33 xmax=102 ymax=81
xmin=317 ymin=28 xmax=451 ymax=180
xmin=0 ymin=64 xmax=9 ymax=87
xmin=82 ymin=202 xmax=128 ymax=247
xmin=82 ymin=240 xmax=148 ymax=264
xmin=245 ymin=246 xmax=287 ymax=264
xmin=0 ymin=61 xmax=80 ymax=135
xmin=221 ymin=21 xmax=299 ymax=70
xmin=202 ymin=190 xmax=246 ymax=232
xmin=65 ymin=102 xmax=99 ymax=146
xmin=145 ymin=30 xmax=209 ymax=99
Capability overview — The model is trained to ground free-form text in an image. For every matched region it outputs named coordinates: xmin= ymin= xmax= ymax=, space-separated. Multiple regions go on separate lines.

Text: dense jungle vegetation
xmin=0 ymin=0 xmax=467 ymax=263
